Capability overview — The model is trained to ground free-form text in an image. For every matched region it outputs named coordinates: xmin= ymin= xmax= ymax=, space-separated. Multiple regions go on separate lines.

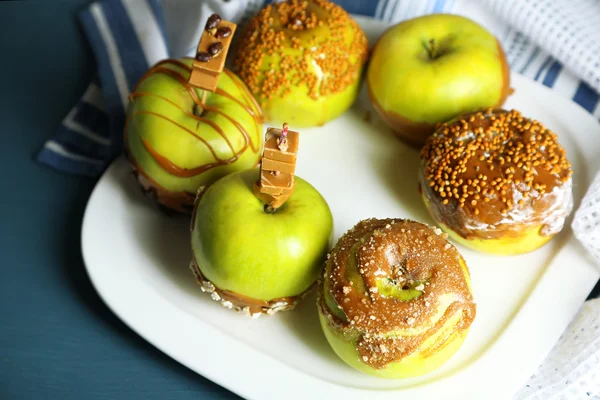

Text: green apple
xmin=125 ymin=58 xmax=263 ymax=213
xmin=191 ymin=168 xmax=333 ymax=310
xmin=367 ymin=14 xmax=510 ymax=147
xmin=233 ymin=0 xmax=369 ymax=127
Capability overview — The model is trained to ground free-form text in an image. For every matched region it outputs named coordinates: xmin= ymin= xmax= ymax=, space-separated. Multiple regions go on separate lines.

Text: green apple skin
xmin=367 ymin=14 xmax=510 ymax=147
xmin=234 ymin=0 xmax=369 ymax=127
xmin=255 ymin=73 xmax=364 ymax=128
xmin=125 ymin=58 xmax=263 ymax=201
xmin=191 ymin=169 xmax=333 ymax=301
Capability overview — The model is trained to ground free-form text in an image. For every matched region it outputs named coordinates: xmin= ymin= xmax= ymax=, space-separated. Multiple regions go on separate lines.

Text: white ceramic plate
xmin=82 ymin=16 xmax=600 ymax=400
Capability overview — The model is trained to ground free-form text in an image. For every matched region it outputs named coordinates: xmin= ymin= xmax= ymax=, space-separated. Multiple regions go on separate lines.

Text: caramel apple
xmin=318 ymin=218 xmax=476 ymax=378
xmin=125 ymin=14 xmax=263 ymax=213
xmin=419 ymin=109 xmax=574 ymax=255
xmin=124 ymin=59 xmax=263 ymax=213
xmin=234 ymin=0 xmax=368 ymax=127
xmin=190 ymin=125 xmax=333 ymax=317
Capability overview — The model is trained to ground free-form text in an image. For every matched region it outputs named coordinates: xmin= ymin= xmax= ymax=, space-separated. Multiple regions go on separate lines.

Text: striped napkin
xmin=36 ymin=0 xmax=167 ymax=176
xmin=38 ymin=0 xmax=600 ymax=398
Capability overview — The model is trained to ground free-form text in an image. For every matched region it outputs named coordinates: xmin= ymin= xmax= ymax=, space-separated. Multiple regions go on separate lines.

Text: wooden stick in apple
xmin=253 ymin=123 xmax=299 ymax=211
xmin=188 ymin=13 xmax=237 ymax=104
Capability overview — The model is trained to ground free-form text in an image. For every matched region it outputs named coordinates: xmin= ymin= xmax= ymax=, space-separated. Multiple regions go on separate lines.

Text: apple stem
xmin=428 ymin=39 xmax=437 ymax=60
xmin=193 ymin=103 xmax=204 ymax=117
xmin=264 ymin=204 xmax=278 ymax=214
xmin=201 ymin=90 xmax=207 ymax=105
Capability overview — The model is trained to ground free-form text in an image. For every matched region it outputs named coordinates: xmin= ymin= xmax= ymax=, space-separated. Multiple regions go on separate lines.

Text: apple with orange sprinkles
xmin=234 ymin=0 xmax=369 ymax=126
xmin=419 ymin=108 xmax=574 ymax=255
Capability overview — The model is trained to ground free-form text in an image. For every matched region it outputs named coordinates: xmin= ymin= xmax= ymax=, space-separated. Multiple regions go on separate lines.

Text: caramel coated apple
xmin=125 ymin=58 xmax=263 ymax=213
xmin=318 ymin=218 xmax=476 ymax=378
xmin=191 ymin=169 xmax=333 ymax=316
xmin=419 ymin=109 xmax=573 ymax=255
xmin=234 ymin=0 xmax=368 ymax=127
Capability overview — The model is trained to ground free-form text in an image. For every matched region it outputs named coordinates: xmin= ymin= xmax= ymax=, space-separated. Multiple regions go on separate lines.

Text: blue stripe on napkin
xmin=38 ymin=141 xmax=106 ymax=177
xmin=543 ymin=61 xmax=563 ymax=88
xmin=73 ymin=103 xmax=111 ymax=139
xmin=36 ymin=0 xmax=168 ymax=176
xmin=534 ymin=57 xmax=553 ymax=81
xmin=56 ymin=119 xmax=110 ymax=161
xmin=338 ymin=0 xmax=378 ymax=16
xmin=102 ymin=2 xmax=149 ymax=93
xmin=37 ymin=0 xmax=600 ymax=178
xmin=80 ymin=4 xmax=128 ymax=116
xmin=145 ymin=0 xmax=168 ymax=51
xmin=573 ymin=82 xmax=600 ymax=113
xmin=519 ymin=47 xmax=540 ymax=74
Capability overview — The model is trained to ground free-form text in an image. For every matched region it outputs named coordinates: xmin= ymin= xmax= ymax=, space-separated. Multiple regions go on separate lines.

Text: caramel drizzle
xmin=219 ymin=68 xmax=263 ymax=121
xmin=419 ymin=304 xmax=466 ymax=358
xmin=134 ymin=58 xmax=262 ymax=123
xmin=126 ymin=58 xmax=262 ymax=178
xmin=125 ymin=140 xmax=196 ymax=212
xmin=129 ymin=92 xmax=237 ymax=156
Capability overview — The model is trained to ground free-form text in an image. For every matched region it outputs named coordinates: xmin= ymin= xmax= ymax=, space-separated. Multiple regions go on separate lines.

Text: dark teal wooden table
xmin=2 ymin=2 xmax=598 ymax=399
xmin=0 ymin=2 xmax=238 ymax=398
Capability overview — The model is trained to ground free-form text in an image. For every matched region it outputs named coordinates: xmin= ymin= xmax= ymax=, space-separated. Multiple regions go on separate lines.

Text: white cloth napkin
xmin=573 ymin=171 xmax=600 ymax=267
xmin=482 ymin=0 xmax=600 ymax=95
xmin=514 ymin=298 xmax=600 ymax=400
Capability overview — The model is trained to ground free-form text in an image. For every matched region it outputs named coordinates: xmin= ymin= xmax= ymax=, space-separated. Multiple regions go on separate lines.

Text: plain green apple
xmin=367 ymin=14 xmax=510 ymax=147
xmin=233 ymin=0 xmax=369 ymax=127
xmin=125 ymin=58 xmax=263 ymax=212
xmin=191 ymin=168 xmax=333 ymax=301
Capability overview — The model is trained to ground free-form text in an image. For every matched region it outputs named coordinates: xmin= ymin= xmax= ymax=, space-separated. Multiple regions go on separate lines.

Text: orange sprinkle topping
xmin=421 ymin=109 xmax=572 ymax=216
xmin=234 ymin=0 xmax=368 ymax=104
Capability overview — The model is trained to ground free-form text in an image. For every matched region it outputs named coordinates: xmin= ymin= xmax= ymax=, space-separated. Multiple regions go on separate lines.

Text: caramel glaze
xmin=368 ymin=41 xmax=511 ymax=149
xmin=318 ymin=219 xmax=476 ymax=369
xmin=124 ymin=58 xmax=263 ymax=211
xmin=190 ymin=254 xmax=308 ymax=316
xmin=130 ymin=165 xmax=196 ymax=214
xmin=420 ymin=108 xmax=573 ymax=240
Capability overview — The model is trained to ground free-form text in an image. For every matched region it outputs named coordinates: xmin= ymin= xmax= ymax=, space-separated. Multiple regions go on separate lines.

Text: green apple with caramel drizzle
xmin=124 ymin=58 xmax=263 ymax=213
